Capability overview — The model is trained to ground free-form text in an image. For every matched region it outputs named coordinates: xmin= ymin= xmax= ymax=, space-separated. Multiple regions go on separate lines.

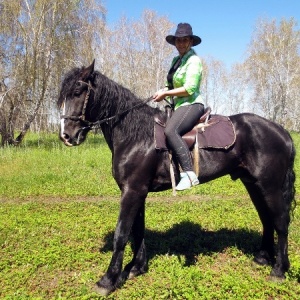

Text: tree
xmin=201 ymin=56 xmax=228 ymax=114
xmin=226 ymin=63 xmax=250 ymax=115
xmin=0 ymin=0 xmax=106 ymax=146
xmin=96 ymin=10 xmax=174 ymax=101
xmin=245 ymin=18 xmax=300 ymax=130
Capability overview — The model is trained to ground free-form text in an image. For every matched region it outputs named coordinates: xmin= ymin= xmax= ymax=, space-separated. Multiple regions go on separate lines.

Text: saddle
xmin=154 ymin=107 xmax=236 ymax=151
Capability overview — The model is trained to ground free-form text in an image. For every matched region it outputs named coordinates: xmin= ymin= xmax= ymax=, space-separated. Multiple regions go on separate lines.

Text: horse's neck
xmin=100 ymin=122 xmax=115 ymax=151
xmin=99 ymin=101 xmax=160 ymax=153
xmin=95 ymin=78 xmax=161 ymax=150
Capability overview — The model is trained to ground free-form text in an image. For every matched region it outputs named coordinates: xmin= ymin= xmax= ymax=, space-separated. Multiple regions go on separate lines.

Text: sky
xmin=103 ymin=0 xmax=299 ymax=67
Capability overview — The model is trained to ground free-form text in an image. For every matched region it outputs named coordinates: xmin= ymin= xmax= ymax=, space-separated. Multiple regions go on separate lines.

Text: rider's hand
xmin=153 ymin=88 xmax=167 ymax=102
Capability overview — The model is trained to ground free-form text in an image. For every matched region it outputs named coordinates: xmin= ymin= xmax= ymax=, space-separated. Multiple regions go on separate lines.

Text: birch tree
xmin=246 ymin=18 xmax=300 ymax=129
xmin=201 ymin=57 xmax=228 ymax=114
xmin=0 ymin=0 xmax=105 ymax=145
xmin=98 ymin=10 xmax=174 ymax=99
xmin=226 ymin=63 xmax=250 ymax=114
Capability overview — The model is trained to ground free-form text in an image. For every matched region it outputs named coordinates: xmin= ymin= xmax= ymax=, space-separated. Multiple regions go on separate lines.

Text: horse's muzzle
xmin=60 ymin=126 xmax=90 ymax=147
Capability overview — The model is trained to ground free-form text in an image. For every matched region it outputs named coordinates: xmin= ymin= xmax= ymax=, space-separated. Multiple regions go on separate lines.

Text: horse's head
xmin=58 ymin=60 xmax=95 ymax=146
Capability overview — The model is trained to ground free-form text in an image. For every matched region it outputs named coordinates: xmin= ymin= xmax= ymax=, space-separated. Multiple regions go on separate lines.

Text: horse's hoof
xmin=254 ymin=251 xmax=272 ymax=266
xmin=268 ymin=274 xmax=285 ymax=283
xmin=269 ymin=268 xmax=286 ymax=281
xmin=128 ymin=271 xmax=136 ymax=280
xmin=253 ymin=256 xmax=270 ymax=266
xmin=128 ymin=267 xmax=147 ymax=280
xmin=94 ymin=283 xmax=115 ymax=296
xmin=128 ymin=270 xmax=143 ymax=280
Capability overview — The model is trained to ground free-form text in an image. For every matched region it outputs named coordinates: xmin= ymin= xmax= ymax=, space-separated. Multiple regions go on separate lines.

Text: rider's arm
xmin=153 ymin=87 xmax=189 ymax=102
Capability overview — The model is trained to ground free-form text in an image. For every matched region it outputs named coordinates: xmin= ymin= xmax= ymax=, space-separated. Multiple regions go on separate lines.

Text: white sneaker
xmin=176 ymin=171 xmax=199 ymax=191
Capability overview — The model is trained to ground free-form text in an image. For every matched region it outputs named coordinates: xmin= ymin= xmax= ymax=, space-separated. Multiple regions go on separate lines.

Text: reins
xmin=89 ymin=96 xmax=153 ymax=130
xmin=61 ymin=80 xmax=153 ymax=130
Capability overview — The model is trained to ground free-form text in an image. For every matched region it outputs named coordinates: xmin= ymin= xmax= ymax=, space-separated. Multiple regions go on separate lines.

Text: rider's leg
xmin=165 ymin=103 xmax=204 ymax=190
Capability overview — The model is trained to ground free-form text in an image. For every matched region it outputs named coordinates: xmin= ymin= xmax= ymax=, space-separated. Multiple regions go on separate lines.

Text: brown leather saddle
xmin=154 ymin=107 xmax=236 ymax=151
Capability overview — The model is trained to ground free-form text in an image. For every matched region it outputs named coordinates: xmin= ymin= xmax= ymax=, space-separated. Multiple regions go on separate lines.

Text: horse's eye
xmin=74 ymin=82 xmax=82 ymax=95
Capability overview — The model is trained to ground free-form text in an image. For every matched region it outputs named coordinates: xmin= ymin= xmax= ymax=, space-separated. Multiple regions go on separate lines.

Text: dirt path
xmin=1 ymin=194 xmax=299 ymax=204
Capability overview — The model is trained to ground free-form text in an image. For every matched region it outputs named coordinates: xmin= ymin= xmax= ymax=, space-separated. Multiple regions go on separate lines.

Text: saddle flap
xmin=183 ymin=128 xmax=197 ymax=149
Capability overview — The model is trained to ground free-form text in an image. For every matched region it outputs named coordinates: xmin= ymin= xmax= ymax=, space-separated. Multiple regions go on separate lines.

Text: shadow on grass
xmin=100 ymin=221 xmax=261 ymax=266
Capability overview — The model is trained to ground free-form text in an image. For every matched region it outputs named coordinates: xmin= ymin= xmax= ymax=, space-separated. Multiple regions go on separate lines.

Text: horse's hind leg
xmin=243 ymin=181 xmax=290 ymax=277
xmin=263 ymin=190 xmax=290 ymax=278
xmin=269 ymin=192 xmax=290 ymax=278
xmin=243 ymin=181 xmax=275 ymax=265
xmin=258 ymin=187 xmax=290 ymax=278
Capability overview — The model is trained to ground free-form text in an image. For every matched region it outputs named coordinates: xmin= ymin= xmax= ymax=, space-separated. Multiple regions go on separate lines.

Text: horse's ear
xmin=81 ymin=59 xmax=95 ymax=81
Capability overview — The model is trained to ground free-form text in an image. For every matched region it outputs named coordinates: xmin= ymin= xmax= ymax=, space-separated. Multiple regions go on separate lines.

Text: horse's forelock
xmin=57 ymin=67 xmax=83 ymax=107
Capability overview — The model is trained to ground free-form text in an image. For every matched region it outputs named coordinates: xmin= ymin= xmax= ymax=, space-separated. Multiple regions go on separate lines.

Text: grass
xmin=0 ymin=132 xmax=300 ymax=299
xmin=0 ymin=133 xmax=117 ymax=197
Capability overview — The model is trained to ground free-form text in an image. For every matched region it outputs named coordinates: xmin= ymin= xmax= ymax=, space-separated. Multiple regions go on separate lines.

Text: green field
xmin=0 ymin=132 xmax=300 ymax=299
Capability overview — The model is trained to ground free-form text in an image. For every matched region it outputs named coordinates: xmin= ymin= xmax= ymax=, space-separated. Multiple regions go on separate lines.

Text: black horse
xmin=58 ymin=60 xmax=296 ymax=296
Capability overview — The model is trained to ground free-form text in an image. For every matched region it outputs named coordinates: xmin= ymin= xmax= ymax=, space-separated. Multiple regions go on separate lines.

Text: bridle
xmin=60 ymin=80 xmax=94 ymax=128
xmin=60 ymin=80 xmax=153 ymax=130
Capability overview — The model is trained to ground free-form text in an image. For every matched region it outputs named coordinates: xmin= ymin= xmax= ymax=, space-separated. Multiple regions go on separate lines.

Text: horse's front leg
xmin=124 ymin=201 xmax=148 ymax=279
xmin=95 ymin=190 xmax=146 ymax=296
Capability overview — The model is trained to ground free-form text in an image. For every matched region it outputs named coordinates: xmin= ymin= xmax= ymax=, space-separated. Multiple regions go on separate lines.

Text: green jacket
xmin=167 ymin=49 xmax=203 ymax=109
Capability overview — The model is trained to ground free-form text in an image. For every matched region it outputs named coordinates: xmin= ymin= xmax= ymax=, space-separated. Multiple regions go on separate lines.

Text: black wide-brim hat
xmin=166 ymin=23 xmax=201 ymax=46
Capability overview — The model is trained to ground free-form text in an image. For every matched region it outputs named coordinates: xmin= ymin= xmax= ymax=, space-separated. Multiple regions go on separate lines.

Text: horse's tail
xmin=283 ymin=137 xmax=296 ymax=219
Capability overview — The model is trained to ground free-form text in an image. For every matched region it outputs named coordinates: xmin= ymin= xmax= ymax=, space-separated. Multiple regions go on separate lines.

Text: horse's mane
xmin=58 ymin=66 xmax=164 ymax=144
xmin=93 ymin=70 xmax=163 ymax=143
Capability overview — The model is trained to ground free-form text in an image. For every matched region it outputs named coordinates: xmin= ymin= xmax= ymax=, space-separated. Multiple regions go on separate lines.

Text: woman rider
xmin=153 ymin=23 xmax=204 ymax=191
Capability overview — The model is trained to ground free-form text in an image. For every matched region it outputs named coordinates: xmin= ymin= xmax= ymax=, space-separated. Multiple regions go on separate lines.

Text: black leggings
xmin=165 ymin=104 xmax=204 ymax=171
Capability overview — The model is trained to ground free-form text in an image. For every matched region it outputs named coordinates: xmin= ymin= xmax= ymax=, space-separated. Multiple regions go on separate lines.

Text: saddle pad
xmin=154 ymin=114 xmax=236 ymax=151
xmin=197 ymin=115 xmax=236 ymax=149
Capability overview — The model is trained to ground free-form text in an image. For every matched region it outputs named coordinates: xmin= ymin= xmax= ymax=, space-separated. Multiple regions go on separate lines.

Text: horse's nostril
xmin=61 ymin=132 xmax=73 ymax=147
xmin=63 ymin=133 xmax=70 ymax=140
